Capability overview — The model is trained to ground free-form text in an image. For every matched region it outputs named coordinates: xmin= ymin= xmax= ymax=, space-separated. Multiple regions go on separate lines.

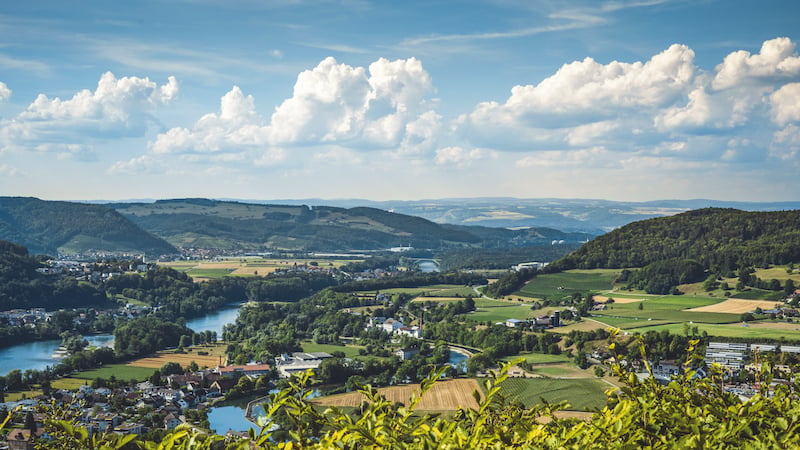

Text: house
xmin=6 ymin=429 xmax=43 ymax=450
xmin=395 ymin=347 xmax=419 ymax=360
xmin=382 ymin=318 xmax=405 ymax=334
xmin=164 ymin=413 xmax=183 ymax=430
xmin=274 ymin=352 xmax=333 ymax=378
xmin=505 ymin=319 xmax=526 ymax=328
xmin=397 ymin=326 xmax=422 ymax=338
xmin=209 ymin=378 xmax=237 ymax=394
xmin=217 ymin=363 xmax=272 ymax=378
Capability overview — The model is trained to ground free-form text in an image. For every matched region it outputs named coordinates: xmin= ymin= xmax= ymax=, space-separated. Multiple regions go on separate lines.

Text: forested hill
xmin=0 ymin=239 xmax=109 ymax=309
xmin=109 ymin=198 xmax=589 ymax=251
xmin=548 ymin=208 xmax=800 ymax=273
xmin=0 ymin=197 xmax=177 ymax=256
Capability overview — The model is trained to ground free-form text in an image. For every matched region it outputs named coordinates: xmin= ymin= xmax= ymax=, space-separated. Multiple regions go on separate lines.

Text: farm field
xmin=62 ymin=364 xmax=155 ymax=382
xmin=412 ymin=297 xmax=523 ymax=308
xmin=548 ymin=320 xmax=609 ymax=334
xmin=466 ymin=305 xmax=539 ymax=322
xmin=125 ymin=343 xmax=228 ymax=369
xmin=301 ymin=341 xmax=363 ymax=358
xmin=626 ymin=322 xmax=800 ymax=340
xmin=160 ymin=257 xmax=355 ymax=280
xmin=592 ymin=295 xmax=739 ymax=325
xmin=311 ymin=378 xmax=481 ymax=410
xmin=498 ymin=378 xmax=608 ymax=411
xmin=501 ymin=353 xmax=571 ymax=364
xmin=516 ymin=269 xmax=620 ymax=299
xmin=688 ymin=298 xmax=784 ymax=313
xmin=376 ymin=285 xmax=477 ymax=297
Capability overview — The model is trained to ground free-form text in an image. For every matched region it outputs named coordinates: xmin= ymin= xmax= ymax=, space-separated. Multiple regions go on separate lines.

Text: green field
xmin=497 ymin=378 xmax=608 ymax=411
xmin=592 ymin=295 xmax=739 ymax=325
xmin=66 ymin=364 xmax=156 ymax=382
xmin=730 ymin=289 xmax=785 ymax=301
xmin=625 ymin=323 xmax=800 ymax=340
xmin=501 ymin=353 xmax=571 ymax=364
xmin=516 ymin=270 xmax=620 ymax=299
xmin=184 ymin=268 xmax=236 ymax=279
xmin=466 ymin=305 xmax=538 ymax=322
xmin=301 ymin=341 xmax=363 ymax=358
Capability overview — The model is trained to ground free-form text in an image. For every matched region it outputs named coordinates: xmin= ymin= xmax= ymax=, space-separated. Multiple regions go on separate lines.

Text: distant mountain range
xmin=108 ymin=198 xmax=588 ymax=252
xmin=6 ymin=196 xmax=798 ymax=256
xmin=246 ymin=198 xmax=800 ymax=234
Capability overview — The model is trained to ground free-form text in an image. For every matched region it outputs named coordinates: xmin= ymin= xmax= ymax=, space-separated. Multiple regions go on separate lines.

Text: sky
xmin=0 ymin=0 xmax=799 ymax=202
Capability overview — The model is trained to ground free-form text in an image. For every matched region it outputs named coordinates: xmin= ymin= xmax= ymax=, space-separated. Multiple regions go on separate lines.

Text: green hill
xmin=0 ymin=197 xmax=177 ymax=256
xmin=549 ymin=208 xmax=800 ymax=273
xmin=109 ymin=198 xmax=589 ymax=252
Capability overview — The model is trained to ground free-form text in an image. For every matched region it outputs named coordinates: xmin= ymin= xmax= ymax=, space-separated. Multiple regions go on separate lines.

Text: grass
xmin=68 ymin=364 xmax=156 ymax=381
xmin=592 ymin=295 xmax=740 ymax=325
xmin=497 ymin=378 xmax=608 ymax=411
xmin=624 ymin=322 xmax=800 ymax=340
xmin=301 ymin=341 xmax=363 ymax=358
xmin=730 ymin=289 xmax=785 ymax=301
xmin=516 ymin=269 xmax=620 ymax=299
xmin=465 ymin=305 xmax=538 ymax=322
xmin=185 ymin=268 xmax=235 ymax=279
xmin=501 ymin=353 xmax=572 ymax=364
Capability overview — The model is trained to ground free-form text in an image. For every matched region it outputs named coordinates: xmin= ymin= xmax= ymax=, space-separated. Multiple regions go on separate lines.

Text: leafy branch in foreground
xmin=15 ymin=331 xmax=800 ymax=448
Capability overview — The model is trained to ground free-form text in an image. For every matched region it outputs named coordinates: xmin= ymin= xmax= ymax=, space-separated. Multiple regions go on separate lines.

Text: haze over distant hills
xmin=108 ymin=198 xmax=587 ymax=252
xmin=216 ymin=198 xmax=800 ymax=234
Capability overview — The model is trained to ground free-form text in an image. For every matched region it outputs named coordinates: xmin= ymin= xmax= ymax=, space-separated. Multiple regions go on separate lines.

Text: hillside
xmin=109 ymin=198 xmax=590 ymax=252
xmin=549 ymin=208 xmax=800 ymax=273
xmin=0 ymin=239 xmax=109 ymax=310
xmin=0 ymin=197 xmax=177 ymax=256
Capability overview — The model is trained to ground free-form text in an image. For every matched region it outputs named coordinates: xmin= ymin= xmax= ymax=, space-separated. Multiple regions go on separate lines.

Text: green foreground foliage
xmin=17 ymin=334 xmax=800 ymax=449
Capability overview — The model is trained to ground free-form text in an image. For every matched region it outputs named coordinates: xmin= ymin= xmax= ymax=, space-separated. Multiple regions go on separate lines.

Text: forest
xmin=548 ymin=208 xmax=800 ymax=273
xmin=0 ymin=197 xmax=176 ymax=256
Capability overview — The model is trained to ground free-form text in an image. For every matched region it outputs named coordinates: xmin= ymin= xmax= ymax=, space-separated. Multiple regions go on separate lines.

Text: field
xmin=624 ymin=322 xmax=800 ymax=340
xmin=516 ymin=270 xmax=620 ymax=299
xmin=124 ymin=343 xmax=228 ymax=369
xmin=500 ymin=353 xmax=571 ymax=364
xmin=592 ymin=295 xmax=740 ymax=325
xmin=498 ymin=378 xmax=608 ymax=411
xmin=688 ymin=298 xmax=784 ymax=314
xmin=376 ymin=285 xmax=477 ymax=298
xmin=412 ymin=297 xmax=520 ymax=308
xmin=161 ymin=257 xmax=356 ymax=281
xmin=301 ymin=341 xmax=363 ymax=358
xmin=311 ymin=378 xmax=481 ymax=410
xmin=466 ymin=305 xmax=539 ymax=322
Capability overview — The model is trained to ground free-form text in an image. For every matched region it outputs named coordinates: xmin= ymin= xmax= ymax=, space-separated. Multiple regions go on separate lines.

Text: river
xmin=0 ymin=304 xmax=243 ymax=376
xmin=0 ymin=334 xmax=115 ymax=375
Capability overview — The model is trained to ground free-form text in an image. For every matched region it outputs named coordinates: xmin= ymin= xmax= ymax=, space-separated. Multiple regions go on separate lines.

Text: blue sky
xmin=1 ymin=0 xmax=799 ymax=202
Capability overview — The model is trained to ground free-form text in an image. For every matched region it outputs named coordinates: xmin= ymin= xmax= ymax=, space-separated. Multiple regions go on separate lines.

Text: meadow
xmin=516 ymin=269 xmax=620 ymax=299
xmin=497 ymin=378 xmax=608 ymax=411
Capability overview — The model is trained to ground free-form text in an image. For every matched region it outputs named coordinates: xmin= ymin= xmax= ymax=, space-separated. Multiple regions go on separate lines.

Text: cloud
xmin=770 ymin=83 xmax=800 ymax=125
xmin=460 ymin=43 xmax=696 ymax=146
xmin=434 ymin=146 xmax=494 ymax=167
xmin=770 ymin=124 xmax=800 ymax=162
xmin=0 ymin=82 xmax=10 ymax=102
xmin=149 ymin=56 xmax=439 ymax=165
xmin=0 ymin=163 xmax=21 ymax=177
xmin=712 ymin=37 xmax=800 ymax=90
xmin=0 ymin=72 xmax=178 ymax=157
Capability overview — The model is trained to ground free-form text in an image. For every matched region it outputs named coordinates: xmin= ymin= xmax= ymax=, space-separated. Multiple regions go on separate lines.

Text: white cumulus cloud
xmin=770 ymin=83 xmax=800 ymax=125
xmin=434 ymin=146 xmax=493 ymax=167
xmin=146 ymin=56 xmax=440 ymax=172
xmin=713 ymin=37 xmax=800 ymax=90
xmin=0 ymin=82 xmax=10 ymax=102
xmin=0 ymin=72 xmax=178 ymax=157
